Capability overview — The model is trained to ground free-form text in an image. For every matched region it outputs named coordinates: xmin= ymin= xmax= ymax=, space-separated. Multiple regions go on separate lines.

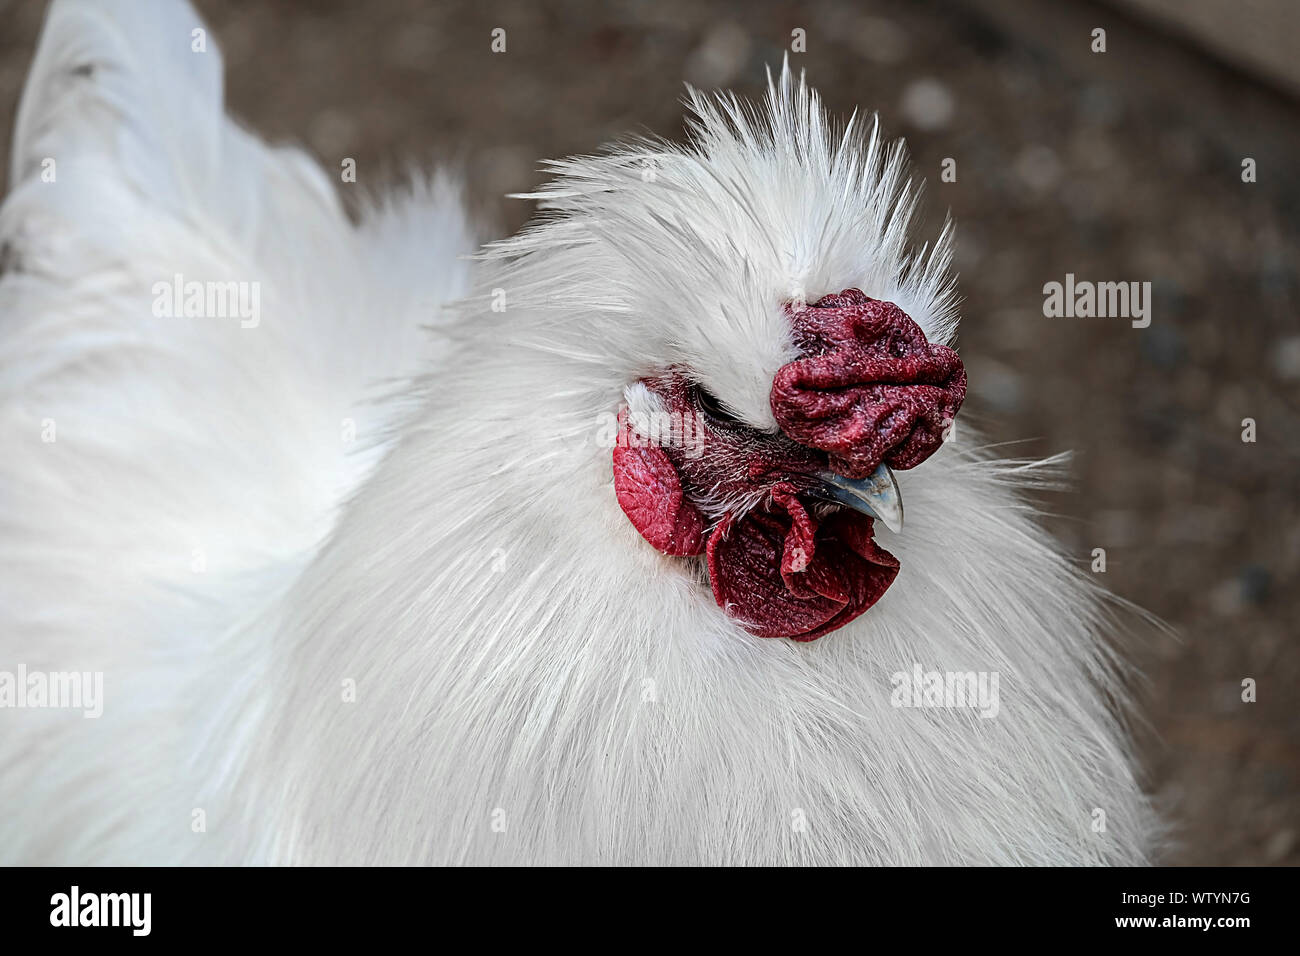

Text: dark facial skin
xmin=643 ymin=371 xmax=830 ymax=520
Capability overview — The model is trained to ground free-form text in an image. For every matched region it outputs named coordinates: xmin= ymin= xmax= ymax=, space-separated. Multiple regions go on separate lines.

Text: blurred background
xmin=1 ymin=0 xmax=1295 ymax=864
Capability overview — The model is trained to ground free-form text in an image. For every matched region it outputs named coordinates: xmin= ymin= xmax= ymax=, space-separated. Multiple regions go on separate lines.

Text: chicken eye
xmin=692 ymin=383 xmax=741 ymax=427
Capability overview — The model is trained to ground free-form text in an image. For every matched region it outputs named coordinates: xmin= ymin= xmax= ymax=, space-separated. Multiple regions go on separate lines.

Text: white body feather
xmin=0 ymin=0 xmax=1156 ymax=864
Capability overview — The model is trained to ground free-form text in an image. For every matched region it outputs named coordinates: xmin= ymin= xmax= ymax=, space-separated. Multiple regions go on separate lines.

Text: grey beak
xmin=816 ymin=463 xmax=904 ymax=533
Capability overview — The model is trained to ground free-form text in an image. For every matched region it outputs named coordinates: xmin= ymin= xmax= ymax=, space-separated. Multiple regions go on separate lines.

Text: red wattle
xmin=706 ymin=484 xmax=899 ymax=642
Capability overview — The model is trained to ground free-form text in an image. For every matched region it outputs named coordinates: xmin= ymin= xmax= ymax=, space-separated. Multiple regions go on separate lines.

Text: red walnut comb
xmin=771 ymin=289 xmax=966 ymax=479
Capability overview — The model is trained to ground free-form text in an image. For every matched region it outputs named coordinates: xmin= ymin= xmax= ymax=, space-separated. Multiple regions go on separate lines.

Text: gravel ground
xmin=1 ymin=0 xmax=1296 ymax=865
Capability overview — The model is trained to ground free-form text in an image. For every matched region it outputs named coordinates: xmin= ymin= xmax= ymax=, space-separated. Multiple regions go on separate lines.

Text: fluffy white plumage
xmin=0 ymin=0 xmax=1157 ymax=864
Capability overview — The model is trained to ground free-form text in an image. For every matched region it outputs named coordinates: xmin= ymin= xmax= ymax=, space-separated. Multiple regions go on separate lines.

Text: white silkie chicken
xmin=0 ymin=0 xmax=1157 ymax=865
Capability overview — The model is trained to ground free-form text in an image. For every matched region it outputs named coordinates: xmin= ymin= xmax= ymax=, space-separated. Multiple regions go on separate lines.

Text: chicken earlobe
xmin=612 ymin=415 xmax=708 ymax=557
